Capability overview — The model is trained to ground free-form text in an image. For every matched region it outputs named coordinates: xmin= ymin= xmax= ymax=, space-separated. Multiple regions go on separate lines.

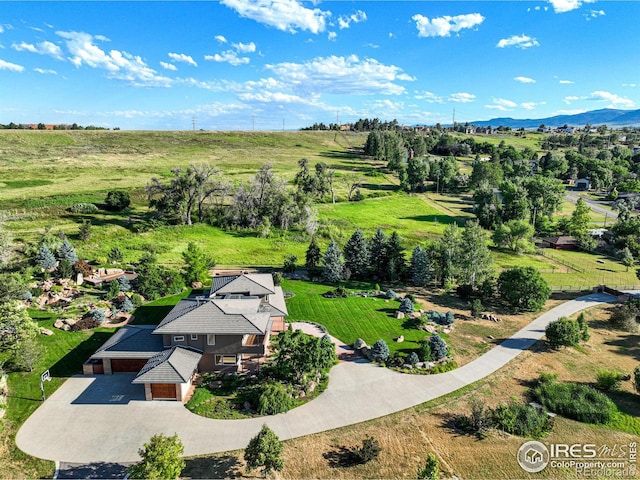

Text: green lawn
xmin=283 ymin=279 xmax=429 ymax=354
xmin=1 ymin=310 xmax=117 ymax=479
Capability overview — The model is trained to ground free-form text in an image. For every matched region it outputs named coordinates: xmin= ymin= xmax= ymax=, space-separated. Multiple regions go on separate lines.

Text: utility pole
xmin=282 ymin=118 xmax=285 ymax=131
xmin=452 ymin=108 xmax=455 ymax=131
xmin=192 ymin=116 xmax=197 ymax=131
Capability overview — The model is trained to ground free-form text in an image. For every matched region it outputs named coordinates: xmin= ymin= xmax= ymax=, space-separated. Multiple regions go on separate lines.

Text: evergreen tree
xmin=78 ymin=220 xmax=92 ymax=241
xmin=181 ymin=242 xmax=215 ymax=285
xmin=305 ymin=237 xmax=321 ymax=271
xmin=57 ymin=259 xmax=73 ymax=279
xmin=117 ymin=275 xmax=132 ymax=292
xmin=343 ymin=229 xmax=369 ymax=279
xmin=370 ymin=339 xmax=390 ymax=363
xmin=244 ymin=424 xmax=284 ymax=476
xmin=429 ymin=334 xmax=448 ymax=361
xmin=418 ymin=340 xmax=431 ymax=362
xmin=399 ymin=297 xmax=414 ymax=313
xmin=411 ymin=245 xmax=431 ymax=287
xmin=57 ymin=239 xmax=78 ymax=264
xmin=35 ymin=244 xmax=57 ymax=270
xmin=369 ymin=228 xmax=388 ymax=279
xmin=406 ymin=351 xmax=419 ymax=366
xmin=459 ymin=221 xmax=492 ymax=288
xmin=107 ymin=246 xmax=124 ymax=264
xmin=322 ymin=241 xmax=344 ymax=283
xmin=386 ymin=231 xmax=406 ymax=280
xmin=569 ymin=198 xmax=592 ymax=237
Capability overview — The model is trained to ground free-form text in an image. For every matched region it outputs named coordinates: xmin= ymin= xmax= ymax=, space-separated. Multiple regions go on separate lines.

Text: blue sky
xmin=0 ymin=0 xmax=638 ymax=130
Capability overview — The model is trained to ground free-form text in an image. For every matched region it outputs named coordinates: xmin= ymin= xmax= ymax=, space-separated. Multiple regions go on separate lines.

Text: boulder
xmin=353 ymin=338 xmax=368 ymax=350
xmin=62 ymin=324 xmax=71 ymax=332
xmin=411 ymin=312 xmax=422 ymax=318
xmin=443 ymin=328 xmax=451 ymax=334
xmin=395 ymin=335 xmax=404 ymax=343
xmin=402 ymin=364 xmax=414 ymax=370
xmin=395 ymin=311 xmax=405 ymax=319
xmin=305 ymin=381 xmax=317 ymax=393
xmin=297 ymin=391 xmax=306 ymax=398
xmin=65 ymin=318 xmax=78 ymax=327
xmin=41 ymin=329 xmax=54 ymax=336
xmin=425 ymin=325 xmax=437 ymax=333
xmin=53 ymin=319 xmax=65 ymax=329
xmin=415 ymin=362 xmax=425 ymax=369
xmin=191 ymin=281 xmax=203 ymax=289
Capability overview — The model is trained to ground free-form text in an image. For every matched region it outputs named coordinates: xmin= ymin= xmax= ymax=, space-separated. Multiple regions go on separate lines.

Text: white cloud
xmin=265 ymin=55 xmax=413 ymax=95
xmin=563 ymin=91 xmax=634 ymax=108
xmin=205 ymin=51 xmax=250 ymax=66
xmin=548 ymin=0 xmax=595 ymax=14
xmin=622 ymin=83 xmax=637 ymax=88
xmin=94 ymin=34 xmax=110 ymax=42
xmin=0 ymin=59 xmax=24 ymax=72
xmin=220 ymin=0 xmax=331 ymax=34
xmin=412 ymin=13 xmax=484 ymax=38
xmin=56 ymin=30 xmax=172 ymax=87
xmin=416 ymin=91 xmax=443 ymax=103
xmin=553 ymin=108 xmax=587 ymax=115
xmin=449 ymin=92 xmax=475 ymax=103
xmin=160 ymin=61 xmax=177 ymax=71
xmin=559 ymin=79 xmax=574 ymax=84
xmin=232 ymin=41 xmax=256 ymax=53
xmin=521 ymin=101 xmax=546 ymax=110
xmin=338 ymin=10 xmax=367 ymax=29
xmin=585 ymin=9 xmax=605 ymax=20
xmin=0 ymin=26 xmax=3 ymax=34
xmin=33 ymin=67 xmax=57 ymax=74
xmin=494 ymin=98 xmax=518 ymax=108
xmin=12 ymin=40 xmax=63 ymax=59
xmin=238 ymin=91 xmax=306 ymax=103
xmin=214 ymin=35 xmax=227 ymax=43
xmin=327 ymin=31 xmax=337 ymax=41
xmin=514 ymin=76 xmax=536 ymax=83
xmin=497 ymin=34 xmax=540 ymax=49
xmin=168 ymin=52 xmax=197 ymax=66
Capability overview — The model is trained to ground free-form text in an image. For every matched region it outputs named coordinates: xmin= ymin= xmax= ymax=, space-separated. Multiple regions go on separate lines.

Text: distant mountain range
xmin=467 ymin=108 xmax=640 ymax=129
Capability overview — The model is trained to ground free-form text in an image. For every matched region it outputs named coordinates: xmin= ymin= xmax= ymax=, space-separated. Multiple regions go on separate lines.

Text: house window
xmin=215 ymin=354 xmax=237 ymax=365
xmin=173 ymin=336 xmax=185 ymax=342
xmin=190 ymin=334 xmax=198 ymax=341
xmin=207 ymin=334 xmax=216 ymax=345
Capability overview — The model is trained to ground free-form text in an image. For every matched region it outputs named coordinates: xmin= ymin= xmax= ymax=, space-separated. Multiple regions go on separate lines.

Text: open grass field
xmin=182 ymin=304 xmax=640 ymax=480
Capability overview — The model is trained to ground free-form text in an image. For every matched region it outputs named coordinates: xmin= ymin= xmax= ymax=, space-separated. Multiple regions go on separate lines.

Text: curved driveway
xmin=17 ymin=292 xmax=612 ymax=463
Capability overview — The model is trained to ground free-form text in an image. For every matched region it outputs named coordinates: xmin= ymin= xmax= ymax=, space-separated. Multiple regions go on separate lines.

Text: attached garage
xmin=111 ymin=358 xmax=148 ymax=373
xmin=132 ymin=346 xmax=202 ymax=402
xmin=151 ymin=383 xmax=178 ymax=400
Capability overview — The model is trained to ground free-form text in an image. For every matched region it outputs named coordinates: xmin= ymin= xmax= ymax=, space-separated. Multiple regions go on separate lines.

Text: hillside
xmin=469 ymin=108 xmax=640 ymax=129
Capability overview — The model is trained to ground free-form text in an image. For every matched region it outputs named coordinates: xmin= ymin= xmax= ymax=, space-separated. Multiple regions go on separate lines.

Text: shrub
xmin=117 ymin=297 xmax=134 ymax=313
xmin=104 ymin=190 xmax=131 ymax=211
xmin=78 ymin=221 xmax=92 ymax=241
xmin=323 ymin=287 xmax=348 ymax=298
xmin=130 ymin=293 xmax=144 ymax=307
xmin=71 ymin=316 xmax=101 ymax=331
xmin=429 ymin=334 xmax=447 ymax=361
xmin=456 ymin=284 xmax=474 ymax=299
xmin=57 ymin=259 xmax=73 ymax=279
xmin=531 ymin=379 xmax=617 ymax=424
xmin=406 ymin=352 xmax=419 ymax=366
xmin=595 ymin=369 xmax=624 ymax=392
xmin=88 ymin=308 xmax=106 ymax=323
xmin=107 ymin=247 xmax=124 ymax=264
xmin=470 ymin=299 xmax=483 ymax=318
xmin=405 ymin=293 xmax=416 ymax=302
xmin=370 ymin=339 xmax=390 ymax=363
xmin=399 ymin=297 xmax=414 ymax=314
xmin=444 ymin=311 xmax=455 ymax=326
xmin=352 ymin=437 xmax=380 ymax=464
xmin=255 ymin=382 xmax=293 ymax=416
xmin=272 ymin=272 xmax=283 ymax=286
xmin=545 ymin=317 xmax=581 ymax=349
xmin=426 ymin=310 xmax=446 ymax=324
xmin=609 ymin=300 xmax=640 ymax=332
xmin=68 ymin=203 xmax=99 ymax=214
xmin=283 ymin=254 xmax=297 ymax=273
xmin=73 ymin=259 xmax=92 ymax=276
xmin=384 ymin=289 xmax=398 ymax=300
xmin=117 ymin=275 xmax=131 ymax=292
xmin=418 ymin=340 xmax=431 ymax=362
xmin=491 ymin=402 xmax=552 ymax=438
xmin=244 ymin=425 xmax=284 ymax=476
xmin=455 ymin=398 xmax=491 ymax=435
xmin=576 ymin=312 xmax=590 ymax=341
xmin=107 ymin=280 xmax=120 ymax=298
xmin=417 ymin=453 xmax=439 ymax=480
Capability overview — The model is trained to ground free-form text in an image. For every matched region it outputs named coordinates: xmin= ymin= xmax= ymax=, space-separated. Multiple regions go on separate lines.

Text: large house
xmin=84 ymin=273 xmax=288 ymax=401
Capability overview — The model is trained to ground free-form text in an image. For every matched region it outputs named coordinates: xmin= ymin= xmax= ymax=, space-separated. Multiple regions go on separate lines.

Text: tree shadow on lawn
xmin=319 ymin=149 xmax=362 ymax=160
xmin=130 ymin=304 xmax=175 ymax=325
xmin=49 ymin=331 xmax=114 ymax=378
xmin=323 ymin=445 xmax=371 ymax=468
xmin=376 ymin=306 xmax=398 ymax=317
xmin=182 ymin=455 xmax=243 ymax=479
xmin=57 ymin=462 xmax=131 ymax=479
xmin=604 ymin=334 xmax=640 ymax=361
xmin=437 ymin=412 xmax=485 ymax=441
xmin=400 ymin=214 xmax=458 ymax=225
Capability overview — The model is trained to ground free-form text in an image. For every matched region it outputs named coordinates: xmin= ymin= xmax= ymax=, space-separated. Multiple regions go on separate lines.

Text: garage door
xmin=111 ymin=358 xmax=148 ymax=372
xmin=151 ymin=383 xmax=177 ymax=400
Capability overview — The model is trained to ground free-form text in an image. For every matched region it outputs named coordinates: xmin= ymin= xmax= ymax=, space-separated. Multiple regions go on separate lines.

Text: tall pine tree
xmin=305 ymin=237 xmax=321 ymax=271
xmin=411 ymin=245 xmax=431 ymax=287
xmin=369 ymin=228 xmax=388 ymax=279
xmin=343 ymin=229 xmax=369 ymax=279
xmin=57 ymin=239 xmax=78 ymax=264
xmin=386 ymin=231 xmax=406 ymax=280
xmin=36 ymin=244 xmax=57 ymax=270
xmin=322 ymin=240 xmax=344 ymax=283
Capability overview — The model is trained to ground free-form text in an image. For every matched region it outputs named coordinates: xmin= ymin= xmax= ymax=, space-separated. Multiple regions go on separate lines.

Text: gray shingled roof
xmin=210 ymin=274 xmax=275 ymax=297
xmin=268 ymin=286 xmax=289 ymax=317
xmin=153 ymin=298 xmax=271 ymax=335
xmin=132 ymin=346 xmax=202 ymax=384
xmin=90 ymin=325 xmax=163 ymax=359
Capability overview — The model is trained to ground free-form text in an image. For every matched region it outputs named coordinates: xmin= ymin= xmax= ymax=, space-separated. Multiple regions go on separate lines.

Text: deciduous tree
xmin=497 ymin=266 xmax=551 ymax=312
xmin=127 ymin=433 xmax=185 ymax=480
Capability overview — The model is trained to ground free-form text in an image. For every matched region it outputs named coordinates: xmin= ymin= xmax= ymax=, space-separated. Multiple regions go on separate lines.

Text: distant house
xmin=541 ymin=236 xmax=580 ymax=250
xmin=575 ymin=178 xmax=591 ymax=191
xmin=85 ymin=273 xmax=288 ymax=401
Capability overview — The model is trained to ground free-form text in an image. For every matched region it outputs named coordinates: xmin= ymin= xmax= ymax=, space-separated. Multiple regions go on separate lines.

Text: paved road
xmin=17 ymin=293 xmax=613 ymax=464
xmin=565 ymin=192 xmax=618 ymax=221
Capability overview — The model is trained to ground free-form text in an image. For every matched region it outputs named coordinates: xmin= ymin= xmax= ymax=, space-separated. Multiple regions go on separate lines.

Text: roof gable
xmin=210 ymin=274 xmax=275 ymax=297
xmin=132 ymin=346 xmax=202 ymax=384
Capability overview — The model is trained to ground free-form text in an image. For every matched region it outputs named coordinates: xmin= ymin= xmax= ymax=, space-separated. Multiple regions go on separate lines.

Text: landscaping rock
xmin=402 ymin=364 xmax=413 ymax=370
xmin=191 ymin=281 xmax=203 ymax=289
xmin=305 ymin=381 xmax=317 ymax=393
xmin=62 ymin=324 xmax=71 ymax=332
xmin=353 ymin=338 xmax=368 ymax=350
xmin=65 ymin=318 xmax=77 ymax=327
xmin=41 ymin=329 xmax=54 ymax=336
xmin=53 ymin=319 xmax=65 ymax=329
xmin=415 ymin=362 xmax=425 ymax=369
xmin=424 ymin=325 xmax=437 ymax=333
xmin=395 ymin=335 xmax=404 ymax=343
xmin=443 ymin=328 xmax=451 ymax=334
xmin=411 ymin=312 xmax=422 ymax=318
xmin=395 ymin=311 xmax=405 ymax=319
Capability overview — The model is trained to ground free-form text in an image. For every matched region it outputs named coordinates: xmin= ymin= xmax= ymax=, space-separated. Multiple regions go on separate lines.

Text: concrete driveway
xmin=16 ymin=293 xmax=613 ymax=464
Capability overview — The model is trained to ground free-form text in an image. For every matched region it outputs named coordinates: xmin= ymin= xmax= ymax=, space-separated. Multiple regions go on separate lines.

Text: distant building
xmin=540 ymin=236 xmax=580 ymax=250
xmin=575 ymin=178 xmax=591 ymax=191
